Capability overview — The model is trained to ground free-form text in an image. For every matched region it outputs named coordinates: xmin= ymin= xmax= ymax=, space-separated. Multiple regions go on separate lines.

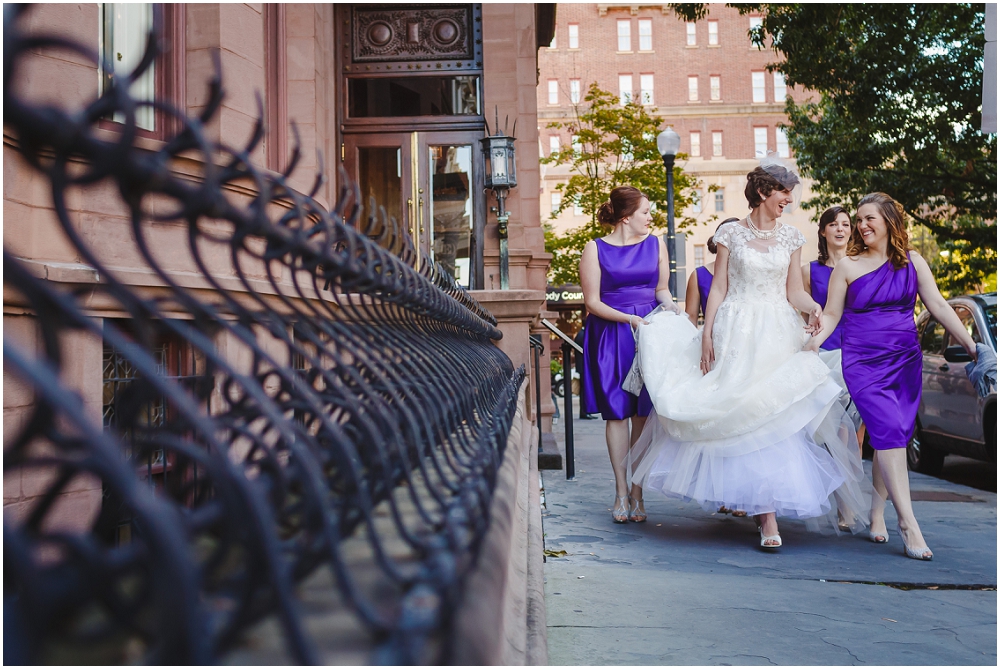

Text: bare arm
xmin=700 ymin=245 xmax=729 ymax=373
xmin=786 ymin=247 xmax=821 ymax=333
xmin=800 ymin=262 xmax=812 ymax=324
xmin=805 ymin=261 xmax=849 ymax=351
xmin=911 ymin=252 xmax=978 ymax=358
xmin=580 ymin=240 xmax=646 ymax=328
xmin=684 ymin=270 xmax=701 ymax=326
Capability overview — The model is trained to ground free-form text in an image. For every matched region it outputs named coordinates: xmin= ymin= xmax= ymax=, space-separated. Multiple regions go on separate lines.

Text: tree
xmin=542 ymin=83 xmax=709 ymax=286
xmin=670 ymin=3 xmax=996 ymax=293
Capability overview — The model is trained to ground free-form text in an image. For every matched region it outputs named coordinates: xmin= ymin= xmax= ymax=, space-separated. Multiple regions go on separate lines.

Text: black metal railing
xmin=3 ymin=5 xmax=523 ymax=665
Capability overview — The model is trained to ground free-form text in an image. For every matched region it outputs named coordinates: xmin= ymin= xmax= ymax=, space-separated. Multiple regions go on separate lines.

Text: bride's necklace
xmin=746 ymin=212 xmax=780 ymax=240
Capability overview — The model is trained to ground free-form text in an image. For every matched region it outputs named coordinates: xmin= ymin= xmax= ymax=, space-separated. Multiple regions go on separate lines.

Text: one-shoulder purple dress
xmin=809 ymin=261 xmax=844 ymax=350
xmin=840 ymin=258 xmax=921 ymax=449
xmin=582 ymin=235 xmax=658 ymax=420
xmin=696 ymin=265 xmax=713 ymax=316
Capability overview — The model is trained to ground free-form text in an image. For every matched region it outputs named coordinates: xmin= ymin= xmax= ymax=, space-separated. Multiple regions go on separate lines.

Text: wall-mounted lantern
xmin=481 ymin=109 xmax=517 ymax=289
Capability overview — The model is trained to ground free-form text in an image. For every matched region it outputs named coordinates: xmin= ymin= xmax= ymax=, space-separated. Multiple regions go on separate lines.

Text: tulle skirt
xmin=629 ymin=306 xmax=870 ymax=533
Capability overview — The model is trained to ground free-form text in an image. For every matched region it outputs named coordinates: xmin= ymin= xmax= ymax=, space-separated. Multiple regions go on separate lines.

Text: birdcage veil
xmin=757 ymin=150 xmax=802 ymax=212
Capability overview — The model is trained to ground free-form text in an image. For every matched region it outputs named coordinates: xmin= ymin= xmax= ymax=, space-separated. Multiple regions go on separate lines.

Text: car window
xmin=953 ymin=306 xmax=983 ymax=345
xmin=984 ymin=304 xmax=997 ymax=347
xmin=920 ymin=318 xmax=945 ymax=354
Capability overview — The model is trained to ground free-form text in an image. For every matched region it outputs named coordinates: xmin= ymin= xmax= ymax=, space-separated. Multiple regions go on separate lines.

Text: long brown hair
xmin=597 ymin=186 xmax=647 ymax=225
xmin=816 ymin=206 xmax=849 ymax=265
xmin=847 ymin=192 xmax=911 ymax=269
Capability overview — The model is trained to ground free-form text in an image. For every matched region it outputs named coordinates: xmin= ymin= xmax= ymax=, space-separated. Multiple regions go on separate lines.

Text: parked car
xmin=908 ymin=292 xmax=997 ymax=474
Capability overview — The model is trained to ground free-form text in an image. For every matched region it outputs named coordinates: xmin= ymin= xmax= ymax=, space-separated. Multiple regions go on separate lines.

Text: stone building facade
xmin=538 ymin=3 xmax=827 ymax=300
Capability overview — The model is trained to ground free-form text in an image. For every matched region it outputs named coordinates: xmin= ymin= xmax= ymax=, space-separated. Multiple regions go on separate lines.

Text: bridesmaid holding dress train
xmin=808 ymin=192 xmax=977 ymax=561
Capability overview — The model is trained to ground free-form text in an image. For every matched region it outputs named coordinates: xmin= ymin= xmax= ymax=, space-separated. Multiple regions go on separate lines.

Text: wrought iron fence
xmin=3 ymin=5 xmax=523 ymax=664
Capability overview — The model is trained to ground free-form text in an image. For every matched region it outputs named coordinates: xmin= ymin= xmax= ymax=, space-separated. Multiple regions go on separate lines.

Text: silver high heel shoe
xmin=612 ymin=495 xmax=629 ymax=524
xmin=897 ymin=524 xmax=932 ymax=560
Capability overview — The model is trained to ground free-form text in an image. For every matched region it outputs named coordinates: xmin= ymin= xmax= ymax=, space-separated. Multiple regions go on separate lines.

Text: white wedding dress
xmin=630 ymin=221 xmax=869 ymax=532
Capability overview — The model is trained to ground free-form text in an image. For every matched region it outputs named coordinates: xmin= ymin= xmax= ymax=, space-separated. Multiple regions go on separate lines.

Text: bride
xmin=630 ymin=156 xmax=868 ymax=549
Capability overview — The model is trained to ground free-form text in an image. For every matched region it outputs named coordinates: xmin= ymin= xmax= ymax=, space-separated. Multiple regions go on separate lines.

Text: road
xmin=542 ymin=406 xmax=997 ymax=666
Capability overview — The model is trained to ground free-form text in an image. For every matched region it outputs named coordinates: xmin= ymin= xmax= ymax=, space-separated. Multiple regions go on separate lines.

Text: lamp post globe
xmin=657 ymin=127 xmax=680 ymax=299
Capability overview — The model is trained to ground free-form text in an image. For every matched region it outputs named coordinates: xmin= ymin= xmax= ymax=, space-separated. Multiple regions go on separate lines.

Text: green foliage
xmin=541 ymin=83 xmax=709 ymax=285
xmin=668 ymin=3 xmax=997 ymax=294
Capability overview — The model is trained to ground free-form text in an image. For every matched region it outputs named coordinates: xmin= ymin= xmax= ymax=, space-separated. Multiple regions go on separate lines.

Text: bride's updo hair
xmin=597 ymin=186 xmax=647 ymax=225
xmin=744 ymin=165 xmax=800 ymax=209
xmin=847 ymin=192 xmax=911 ymax=269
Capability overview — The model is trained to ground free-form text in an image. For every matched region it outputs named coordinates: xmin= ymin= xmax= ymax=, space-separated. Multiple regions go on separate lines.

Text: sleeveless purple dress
xmin=841 ymin=258 xmax=921 ymax=449
xmin=696 ymin=265 xmax=713 ymax=315
xmin=582 ymin=236 xmax=658 ymax=420
xmin=809 ymin=261 xmax=844 ymax=350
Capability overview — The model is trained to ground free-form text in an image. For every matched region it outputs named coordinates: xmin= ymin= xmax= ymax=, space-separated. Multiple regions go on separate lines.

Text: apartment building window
xmin=570 ymin=79 xmax=581 ymax=104
xmin=712 ymin=131 xmax=723 ymax=157
xmin=776 ymin=127 xmax=790 ymax=158
xmin=694 ymin=245 xmax=705 ymax=267
xmin=686 ymin=22 xmax=697 ymax=46
xmin=100 ymin=3 xmax=156 ymax=131
xmin=619 ymin=74 xmax=633 ymax=105
xmin=710 ymin=75 xmax=721 ymax=101
xmin=749 ymin=16 xmax=763 ymax=33
xmin=573 ymin=197 xmax=584 ymax=216
xmin=551 ymin=192 xmax=562 ymax=214
xmin=708 ymin=20 xmax=719 ymax=45
xmin=773 ymin=72 xmax=787 ymax=101
xmin=715 ymin=191 xmax=725 ymax=212
xmin=688 ymin=75 xmax=699 ymax=102
xmin=572 ymin=135 xmax=582 ymax=154
xmin=568 ymin=23 xmax=579 ymax=49
xmin=640 ymin=74 xmax=654 ymax=105
xmin=690 ymin=131 xmax=701 ymax=157
xmin=549 ymin=135 xmax=560 ymax=156
xmin=548 ymin=79 xmax=559 ymax=105
xmin=618 ymin=20 xmax=631 ymax=51
xmin=751 ymin=71 xmax=766 ymax=103
xmin=692 ymin=189 xmax=703 ymax=213
xmin=754 ymin=126 xmax=768 ymax=156
xmin=638 ymin=19 xmax=652 ymax=51
xmin=549 ymin=30 xmax=557 ymax=48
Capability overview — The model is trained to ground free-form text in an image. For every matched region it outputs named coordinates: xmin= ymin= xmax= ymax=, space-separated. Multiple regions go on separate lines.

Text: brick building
xmin=538 ymin=3 xmax=825 ymax=299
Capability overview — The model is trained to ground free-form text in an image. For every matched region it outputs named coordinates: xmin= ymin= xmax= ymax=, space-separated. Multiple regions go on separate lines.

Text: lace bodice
xmin=713 ymin=221 xmax=805 ymax=305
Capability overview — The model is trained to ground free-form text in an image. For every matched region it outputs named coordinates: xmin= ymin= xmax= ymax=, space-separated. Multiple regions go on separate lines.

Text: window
xmin=619 ymin=74 xmax=633 ymax=105
xmin=710 ymin=75 xmax=721 ymax=101
xmin=694 ymin=245 xmax=705 ymax=267
xmin=618 ymin=19 xmax=631 ymax=51
xmin=712 ymin=131 xmax=723 ymax=156
xmin=749 ymin=16 xmax=763 ymax=33
xmin=568 ymin=23 xmax=579 ymax=49
xmin=686 ymin=22 xmax=696 ymax=46
xmin=688 ymin=75 xmax=699 ymax=102
xmin=954 ymin=307 xmax=984 ymax=345
xmin=773 ymin=72 xmax=787 ymax=101
xmin=571 ymin=134 xmax=581 ymax=154
xmin=690 ymin=131 xmax=701 ymax=157
xmin=640 ymin=74 xmax=654 ymax=105
xmin=638 ymin=19 xmax=652 ymax=51
xmin=570 ymin=79 xmax=581 ymax=104
xmin=776 ymin=127 xmax=790 ymax=158
xmin=548 ymin=79 xmax=559 ymax=105
xmin=100 ymin=3 xmax=156 ymax=131
xmin=715 ymin=191 xmax=725 ymax=212
xmin=920 ymin=319 xmax=945 ymax=354
xmin=754 ymin=126 xmax=768 ymax=156
xmin=550 ymin=192 xmax=562 ymax=214
xmin=708 ymin=20 xmax=719 ymax=45
xmin=751 ymin=71 xmax=766 ymax=103
xmin=549 ymin=30 xmax=557 ymax=48
xmin=573 ymin=198 xmax=583 ymax=216
xmin=549 ymin=135 xmax=560 ymax=155
xmin=692 ymin=189 xmax=703 ymax=213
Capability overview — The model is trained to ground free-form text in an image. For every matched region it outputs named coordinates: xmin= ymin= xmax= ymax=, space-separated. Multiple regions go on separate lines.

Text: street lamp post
xmin=657 ymin=127 xmax=681 ymax=300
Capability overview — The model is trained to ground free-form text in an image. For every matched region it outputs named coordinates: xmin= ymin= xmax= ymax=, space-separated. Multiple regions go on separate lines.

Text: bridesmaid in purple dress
xmin=802 ymin=206 xmax=851 ymax=350
xmin=808 ymin=193 xmax=977 ymax=561
xmin=580 ymin=186 xmax=675 ymax=523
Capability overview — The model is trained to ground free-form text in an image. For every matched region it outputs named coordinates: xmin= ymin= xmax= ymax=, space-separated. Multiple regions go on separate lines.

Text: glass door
xmin=420 ymin=132 xmax=477 ymax=289
xmin=344 ymin=132 xmax=415 ymax=250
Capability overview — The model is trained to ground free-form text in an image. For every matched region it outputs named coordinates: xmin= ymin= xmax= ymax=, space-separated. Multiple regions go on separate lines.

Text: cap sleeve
xmin=712 ymin=222 xmax=738 ymax=250
xmin=786 ymin=225 xmax=807 ymax=251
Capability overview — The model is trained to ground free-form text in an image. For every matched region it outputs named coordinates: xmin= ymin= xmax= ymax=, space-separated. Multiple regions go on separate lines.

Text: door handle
xmin=938 ymin=363 xmax=950 ymax=371
xmin=407 ymin=198 xmax=414 ymax=235
xmin=418 ymin=197 xmax=425 ymax=234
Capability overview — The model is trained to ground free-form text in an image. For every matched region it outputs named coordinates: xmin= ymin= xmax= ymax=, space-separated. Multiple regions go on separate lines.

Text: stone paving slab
xmin=542 ymin=408 xmax=997 ymax=665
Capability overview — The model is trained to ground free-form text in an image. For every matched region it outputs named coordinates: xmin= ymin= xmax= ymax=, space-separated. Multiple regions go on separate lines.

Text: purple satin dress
xmin=696 ymin=265 xmax=713 ymax=315
xmin=841 ymin=258 xmax=921 ymax=449
xmin=582 ymin=236 xmax=658 ymax=420
xmin=809 ymin=261 xmax=844 ymax=350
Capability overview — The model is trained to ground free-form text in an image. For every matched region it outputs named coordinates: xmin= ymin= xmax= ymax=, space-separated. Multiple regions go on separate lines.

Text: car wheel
xmin=906 ymin=422 xmax=944 ymax=476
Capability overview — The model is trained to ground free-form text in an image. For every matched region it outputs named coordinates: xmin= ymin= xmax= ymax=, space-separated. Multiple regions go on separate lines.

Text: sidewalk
xmin=542 ymin=404 xmax=997 ymax=665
